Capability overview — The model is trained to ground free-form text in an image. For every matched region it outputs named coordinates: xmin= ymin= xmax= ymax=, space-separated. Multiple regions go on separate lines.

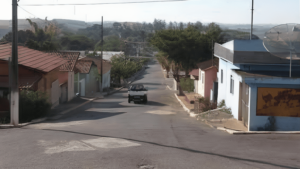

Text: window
xmin=221 ymin=69 xmax=223 ymax=83
xmin=230 ymin=75 xmax=234 ymax=94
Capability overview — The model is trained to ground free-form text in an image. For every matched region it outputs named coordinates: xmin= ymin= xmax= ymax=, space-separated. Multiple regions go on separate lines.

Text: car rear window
xmin=130 ymin=84 xmax=145 ymax=91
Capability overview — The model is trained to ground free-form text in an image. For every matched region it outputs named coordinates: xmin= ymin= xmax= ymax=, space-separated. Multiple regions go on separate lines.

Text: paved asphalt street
xmin=1 ymin=60 xmax=300 ymax=169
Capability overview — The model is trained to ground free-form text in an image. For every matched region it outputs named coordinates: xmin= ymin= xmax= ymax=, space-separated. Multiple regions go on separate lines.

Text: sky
xmin=0 ymin=0 xmax=299 ymax=24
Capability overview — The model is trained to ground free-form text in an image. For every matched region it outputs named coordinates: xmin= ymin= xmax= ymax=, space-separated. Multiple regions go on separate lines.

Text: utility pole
xmin=10 ymin=0 xmax=19 ymax=126
xmin=250 ymin=0 xmax=254 ymax=40
xmin=101 ymin=16 xmax=103 ymax=92
xmin=212 ymin=39 xmax=214 ymax=66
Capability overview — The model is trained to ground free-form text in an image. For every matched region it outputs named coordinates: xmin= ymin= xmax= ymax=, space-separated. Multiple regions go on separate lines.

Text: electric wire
xmin=20 ymin=0 xmax=187 ymax=6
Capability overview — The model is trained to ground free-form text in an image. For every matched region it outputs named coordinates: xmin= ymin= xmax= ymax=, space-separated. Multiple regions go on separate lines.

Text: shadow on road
xmin=48 ymin=112 xmax=126 ymax=123
xmin=38 ymin=129 xmax=297 ymax=169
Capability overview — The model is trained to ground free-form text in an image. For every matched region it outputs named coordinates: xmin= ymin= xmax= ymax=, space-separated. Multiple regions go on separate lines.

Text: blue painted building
xmin=214 ymin=39 xmax=300 ymax=131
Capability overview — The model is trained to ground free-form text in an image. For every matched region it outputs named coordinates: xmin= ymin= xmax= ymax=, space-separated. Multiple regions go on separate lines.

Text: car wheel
xmin=144 ymin=97 xmax=148 ymax=104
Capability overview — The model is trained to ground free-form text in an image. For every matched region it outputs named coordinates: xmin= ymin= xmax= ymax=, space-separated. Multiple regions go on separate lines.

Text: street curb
xmin=0 ymin=98 xmax=98 ymax=129
xmin=166 ymin=85 xmax=172 ymax=90
xmin=174 ymin=93 xmax=191 ymax=113
xmin=216 ymin=127 xmax=300 ymax=135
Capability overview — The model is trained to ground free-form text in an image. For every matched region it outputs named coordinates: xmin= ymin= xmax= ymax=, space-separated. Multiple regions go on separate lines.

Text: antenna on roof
xmin=263 ymin=24 xmax=300 ymax=77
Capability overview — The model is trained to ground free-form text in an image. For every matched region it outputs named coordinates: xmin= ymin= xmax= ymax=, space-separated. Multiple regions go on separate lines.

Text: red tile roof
xmin=74 ymin=60 xmax=93 ymax=74
xmin=0 ymin=44 xmax=67 ymax=73
xmin=80 ymin=57 xmax=112 ymax=74
xmin=203 ymin=66 xmax=218 ymax=71
xmin=58 ymin=52 xmax=80 ymax=72
xmin=189 ymin=69 xmax=199 ymax=76
xmin=196 ymin=58 xmax=219 ymax=70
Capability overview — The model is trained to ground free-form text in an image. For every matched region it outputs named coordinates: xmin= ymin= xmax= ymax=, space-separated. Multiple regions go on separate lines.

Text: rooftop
xmin=74 ymin=60 xmax=93 ymax=74
xmin=214 ymin=39 xmax=300 ymax=65
xmin=0 ymin=44 xmax=67 ymax=73
xmin=80 ymin=56 xmax=112 ymax=74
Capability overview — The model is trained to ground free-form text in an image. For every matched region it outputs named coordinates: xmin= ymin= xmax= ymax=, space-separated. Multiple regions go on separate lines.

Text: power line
xmin=18 ymin=6 xmax=41 ymax=19
xmin=20 ymin=0 xmax=187 ymax=6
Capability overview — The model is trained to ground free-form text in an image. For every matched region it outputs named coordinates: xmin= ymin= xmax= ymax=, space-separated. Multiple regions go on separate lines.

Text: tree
xmin=151 ymin=26 xmax=212 ymax=81
xmin=60 ymin=35 xmax=95 ymax=50
xmin=95 ymin=35 xmax=125 ymax=51
xmin=25 ymin=19 xmax=59 ymax=51
xmin=151 ymin=24 xmax=224 ymax=95
xmin=153 ymin=19 xmax=166 ymax=31
xmin=110 ymin=54 xmax=143 ymax=85
xmin=156 ymin=51 xmax=171 ymax=78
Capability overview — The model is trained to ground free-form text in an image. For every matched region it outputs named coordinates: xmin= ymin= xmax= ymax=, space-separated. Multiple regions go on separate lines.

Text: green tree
xmin=95 ymin=35 xmax=125 ymax=51
xmin=151 ymin=25 xmax=211 ymax=81
xmin=110 ymin=54 xmax=143 ymax=85
xmin=60 ymin=35 xmax=95 ymax=50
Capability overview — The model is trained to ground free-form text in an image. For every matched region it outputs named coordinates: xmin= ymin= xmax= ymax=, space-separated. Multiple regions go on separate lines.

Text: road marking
xmin=146 ymin=110 xmax=176 ymax=115
xmin=30 ymin=121 xmax=86 ymax=129
xmin=39 ymin=137 xmax=141 ymax=154
xmin=39 ymin=140 xmax=95 ymax=154
xmin=82 ymin=138 xmax=140 ymax=149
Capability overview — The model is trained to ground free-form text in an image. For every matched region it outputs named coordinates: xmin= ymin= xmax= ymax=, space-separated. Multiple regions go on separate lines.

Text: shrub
xmin=218 ymin=99 xmax=225 ymax=108
xmin=19 ymin=90 xmax=51 ymax=123
xmin=198 ymin=97 xmax=217 ymax=112
xmin=180 ymin=78 xmax=194 ymax=93
xmin=217 ymin=100 xmax=232 ymax=114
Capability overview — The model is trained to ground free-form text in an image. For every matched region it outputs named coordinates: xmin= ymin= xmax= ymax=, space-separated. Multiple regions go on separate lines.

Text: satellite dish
xmin=263 ymin=24 xmax=300 ymax=77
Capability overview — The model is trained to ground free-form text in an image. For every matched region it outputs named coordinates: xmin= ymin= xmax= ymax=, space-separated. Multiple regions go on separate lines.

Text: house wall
xmin=60 ymin=83 xmax=68 ymax=103
xmin=204 ymin=68 xmax=218 ymax=99
xmin=37 ymin=67 xmax=60 ymax=106
xmin=248 ymin=83 xmax=300 ymax=131
xmin=68 ymin=71 xmax=75 ymax=101
xmin=217 ymin=58 xmax=242 ymax=119
xmin=197 ymin=69 xmax=205 ymax=97
xmin=51 ymin=79 xmax=60 ymax=107
xmin=194 ymin=78 xmax=198 ymax=93
xmin=102 ymin=69 xmax=111 ymax=89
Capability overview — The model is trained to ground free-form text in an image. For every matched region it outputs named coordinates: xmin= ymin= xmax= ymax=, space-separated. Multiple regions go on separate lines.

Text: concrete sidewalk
xmin=0 ymin=97 xmax=96 ymax=129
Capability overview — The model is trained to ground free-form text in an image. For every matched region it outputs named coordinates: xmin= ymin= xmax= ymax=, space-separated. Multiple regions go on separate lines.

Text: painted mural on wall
xmin=257 ymin=88 xmax=300 ymax=117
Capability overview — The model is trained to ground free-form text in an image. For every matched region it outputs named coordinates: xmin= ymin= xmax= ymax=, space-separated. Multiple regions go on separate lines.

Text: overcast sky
xmin=0 ymin=0 xmax=299 ymax=24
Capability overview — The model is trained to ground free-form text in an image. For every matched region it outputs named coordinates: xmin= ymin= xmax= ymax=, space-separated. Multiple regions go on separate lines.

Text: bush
xmin=198 ymin=97 xmax=217 ymax=112
xmin=180 ymin=78 xmax=194 ymax=93
xmin=217 ymin=100 xmax=232 ymax=114
xmin=19 ymin=90 xmax=51 ymax=123
xmin=218 ymin=99 xmax=225 ymax=108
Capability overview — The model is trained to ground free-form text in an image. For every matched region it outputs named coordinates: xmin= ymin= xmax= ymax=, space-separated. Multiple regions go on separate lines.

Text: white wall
xmin=197 ymin=69 xmax=205 ymax=97
xmin=102 ymin=70 xmax=111 ymax=89
xmin=217 ymin=59 xmax=242 ymax=119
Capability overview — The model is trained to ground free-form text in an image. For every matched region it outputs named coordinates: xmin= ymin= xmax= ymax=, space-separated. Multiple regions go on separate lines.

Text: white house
xmin=74 ymin=57 xmax=112 ymax=97
xmin=189 ymin=59 xmax=218 ymax=101
xmin=215 ymin=39 xmax=300 ymax=131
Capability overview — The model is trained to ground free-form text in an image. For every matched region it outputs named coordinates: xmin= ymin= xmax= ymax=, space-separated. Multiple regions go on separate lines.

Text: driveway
xmin=0 ymin=60 xmax=299 ymax=169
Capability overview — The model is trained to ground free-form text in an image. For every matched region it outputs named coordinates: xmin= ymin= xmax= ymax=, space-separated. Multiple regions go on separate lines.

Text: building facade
xmin=215 ymin=39 xmax=300 ymax=131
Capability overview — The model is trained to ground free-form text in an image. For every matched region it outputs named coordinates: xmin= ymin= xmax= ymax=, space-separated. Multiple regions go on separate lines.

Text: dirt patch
xmin=198 ymin=110 xmax=247 ymax=131
xmin=177 ymin=95 xmax=194 ymax=110
xmin=199 ymin=110 xmax=233 ymax=121
xmin=184 ymin=92 xmax=201 ymax=103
